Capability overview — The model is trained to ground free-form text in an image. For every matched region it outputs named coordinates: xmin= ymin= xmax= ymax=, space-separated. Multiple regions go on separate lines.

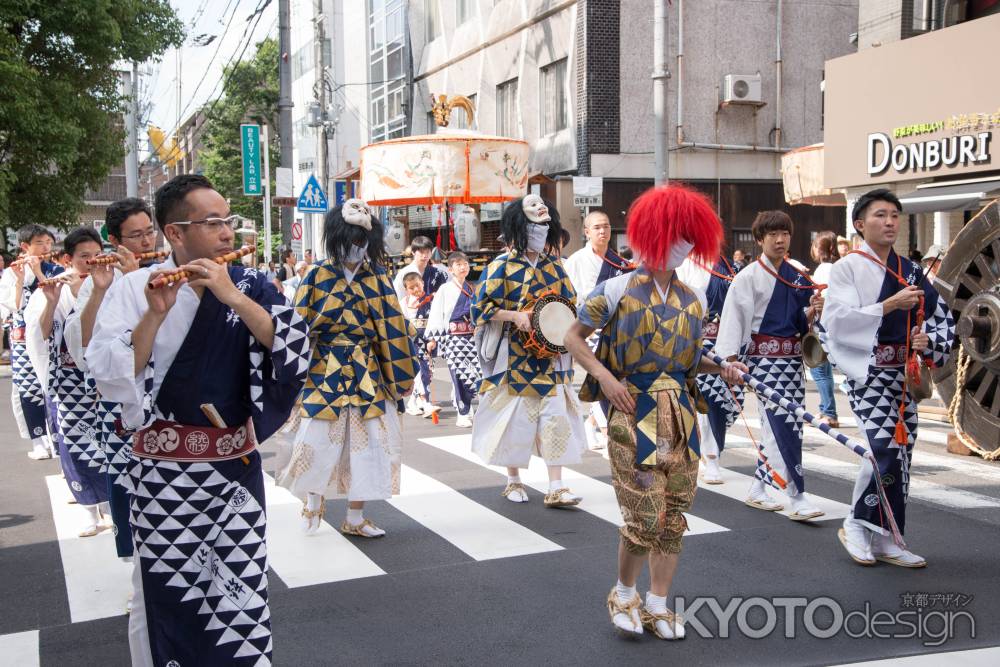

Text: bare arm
xmin=564 ymin=321 xmax=636 ymax=414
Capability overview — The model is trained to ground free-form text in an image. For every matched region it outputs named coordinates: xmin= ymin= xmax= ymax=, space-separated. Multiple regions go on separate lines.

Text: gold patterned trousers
xmin=607 ymin=391 xmax=699 ymax=556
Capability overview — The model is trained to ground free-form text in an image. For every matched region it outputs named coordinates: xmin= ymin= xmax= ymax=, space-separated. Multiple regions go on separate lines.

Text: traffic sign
xmin=291 ymin=222 xmax=303 ymax=240
xmin=241 ymin=124 xmax=262 ymax=196
xmin=297 ymin=174 xmax=328 ymax=213
xmin=334 ymin=181 xmax=348 ymax=206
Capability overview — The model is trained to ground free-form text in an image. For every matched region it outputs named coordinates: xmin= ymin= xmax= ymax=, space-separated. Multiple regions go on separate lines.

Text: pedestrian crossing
xmin=33 ymin=426 xmax=1000 ymax=634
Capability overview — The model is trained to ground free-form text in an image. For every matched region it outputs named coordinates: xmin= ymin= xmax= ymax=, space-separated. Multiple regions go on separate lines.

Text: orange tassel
xmin=431 ymin=411 xmax=439 ymax=425
xmin=894 ymin=419 xmax=908 ymax=445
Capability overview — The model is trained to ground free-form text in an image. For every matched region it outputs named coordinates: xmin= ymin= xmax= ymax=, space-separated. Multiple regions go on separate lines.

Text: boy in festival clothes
xmin=400 ymin=271 xmax=439 ymax=417
xmin=716 ymin=211 xmax=825 ymax=521
xmin=565 ymin=184 xmax=746 ymax=640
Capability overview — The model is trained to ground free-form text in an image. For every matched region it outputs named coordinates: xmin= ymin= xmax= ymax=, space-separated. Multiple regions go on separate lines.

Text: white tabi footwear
xmin=640 ymin=607 xmax=686 ymax=640
xmin=701 ymin=457 xmax=724 ymax=485
xmin=421 ymin=401 xmax=442 ymax=418
xmin=404 ymin=394 xmax=423 ymax=416
xmin=607 ymin=588 xmax=643 ymax=639
xmin=455 ymin=414 xmax=473 ymax=428
xmin=502 ymin=482 xmax=529 ymax=503
xmin=341 ymin=518 xmax=386 ymax=538
xmin=744 ymin=485 xmax=784 ymax=512
xmin=301 ymin=498 xmax=325 ymax=535
xmin=544 ymin=488 xmax=582 ymax=508
xmin=871 ymin=534 xmax=926 ymax=568
xmin=786 ymin=493 xmax=825 ymax=521
xmin=838 ymin=521 xmax=876 ymax=566
xmin=27 ymin=443 xmax=52 ymax=460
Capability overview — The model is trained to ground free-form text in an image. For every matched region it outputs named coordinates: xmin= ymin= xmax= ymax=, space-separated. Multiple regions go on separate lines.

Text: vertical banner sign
xmin=241 ymin=124 xmax=262 ymax=196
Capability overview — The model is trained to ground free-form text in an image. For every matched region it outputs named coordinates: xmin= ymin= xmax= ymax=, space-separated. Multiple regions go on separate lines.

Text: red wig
xmin=625 ymin=183 xmax=722 ymax=269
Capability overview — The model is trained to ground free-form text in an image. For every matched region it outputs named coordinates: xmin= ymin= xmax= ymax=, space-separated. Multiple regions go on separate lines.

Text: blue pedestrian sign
xmin=297 ymin=174 xmax=328 ymax=213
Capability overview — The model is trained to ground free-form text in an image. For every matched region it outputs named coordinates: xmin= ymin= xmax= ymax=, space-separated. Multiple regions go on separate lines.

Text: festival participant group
xmin=0 ymin=173 xmax=954 ymax=663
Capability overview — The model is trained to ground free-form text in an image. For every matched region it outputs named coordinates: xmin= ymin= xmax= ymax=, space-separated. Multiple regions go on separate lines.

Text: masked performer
xmin=64 ymin=197 xmax=159 ymax=561
xmin=25 ymin=227 xmax=111 ymax=536
xmin=426 ymin=251 xmax=482 ymax=428
xmin=471 ymin=194 xmax=586 ymax=507
xmin=564 ymin=210 xmax=635 ymax=450
xmin=715 ymin=211 xmax=825 ymax=520
xmin=277 ymin=199 xmax=418 ymax=538
xmin=822 ymin=189 xmax=953 ymax=568
xmin=565 ymin=184 xmax=746 ymax=640
xmin=86 ymin=175 xmax=309 ymax=667
xmin=0 ymin=224 xmax=63 ymax=460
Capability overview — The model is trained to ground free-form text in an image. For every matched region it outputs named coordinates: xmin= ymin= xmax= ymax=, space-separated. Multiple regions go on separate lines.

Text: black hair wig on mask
xmin=322 ymin=203 xmax=388 ymax=267
xmin=500 ymin=196 xmax=562 ymax=254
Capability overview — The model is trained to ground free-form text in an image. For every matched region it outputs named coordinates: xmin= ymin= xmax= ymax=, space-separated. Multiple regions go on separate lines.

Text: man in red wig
xmin=565 ymin=185 xmax=747 ymax=641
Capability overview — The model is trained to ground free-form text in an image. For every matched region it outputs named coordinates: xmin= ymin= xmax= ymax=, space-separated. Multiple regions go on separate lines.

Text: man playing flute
xmin=86 ymin=174 xmax=310 ymax=666
xmin=64 ymin=197 xmax=159 ymax=561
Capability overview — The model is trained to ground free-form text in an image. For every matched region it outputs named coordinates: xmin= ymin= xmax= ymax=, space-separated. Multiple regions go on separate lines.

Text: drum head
xmin=537 ymin=301 xmax=576 ymax=347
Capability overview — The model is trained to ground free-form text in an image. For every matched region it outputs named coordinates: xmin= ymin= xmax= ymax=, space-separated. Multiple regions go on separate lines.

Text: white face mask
xmin=522 ymin=194 xmax=551 ymax=223
xmin=654 ymin=239 xmax=694 ymax=270
xmin=526 ymin=224 xmax=549 ymax=253
xmin=345 ymin=242 xmax=368 ymax=265
xmin=342 ymin=198 xmax=372 ymax=230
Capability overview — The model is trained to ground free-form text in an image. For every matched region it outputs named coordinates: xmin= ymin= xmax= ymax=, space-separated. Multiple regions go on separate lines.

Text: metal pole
xmin=124 ymin=66 xmax=139 ymax=197
xmin=314 ymin=0 xmax=328 ymax=204
xmin=278 ymin=0 xmax=294 ymax=246
xmin=262 ymin=124 xmax=272 ymax=262
xmin=653 ymin=0 xmax=670 ymax=186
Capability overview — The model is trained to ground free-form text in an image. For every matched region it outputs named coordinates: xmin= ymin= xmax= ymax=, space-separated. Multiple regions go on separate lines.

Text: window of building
xmin=496 ymin=79 xmax=518 ymax=137
xmin=457 ymin=0 xmax=473 ymax=24
xmin=368 ymin=0 xmax=407 ymax=143
xmin=540 ymin=58 xmax=568 ymax=135
xmin=291 ymin=41 xmax=314 ymax=80
xmin=426 ymin=0 xmax=440 ymax=41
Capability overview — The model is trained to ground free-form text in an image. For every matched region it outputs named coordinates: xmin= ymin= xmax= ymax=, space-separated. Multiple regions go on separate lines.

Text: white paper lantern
xmin=454 ymin=206 xmax=481 ymax=251
xmin=384 ymin=216 xmax=406 ymax=256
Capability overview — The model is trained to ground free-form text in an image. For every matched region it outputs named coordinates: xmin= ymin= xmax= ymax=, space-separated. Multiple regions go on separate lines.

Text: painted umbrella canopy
xmin=359 ymin=130 xmax=530 ymax=206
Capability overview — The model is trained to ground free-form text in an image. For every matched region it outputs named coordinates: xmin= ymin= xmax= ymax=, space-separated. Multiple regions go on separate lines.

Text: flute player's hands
xmin=182 ymin=258 xmax=241 ymax=306
xmin=145 ymin=269 xmax=185 ymax=315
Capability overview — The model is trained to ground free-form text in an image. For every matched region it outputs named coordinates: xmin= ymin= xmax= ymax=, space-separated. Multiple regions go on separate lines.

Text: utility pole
xmin=124 ymin=65 xmax=139 ymax=197
xmin=278 ymin=0 xmax=294 ymax=246
xmin=653 ymin=0 xmax=670 ymax=186
xmin=312 ymin=0 xmax=328 ymax=256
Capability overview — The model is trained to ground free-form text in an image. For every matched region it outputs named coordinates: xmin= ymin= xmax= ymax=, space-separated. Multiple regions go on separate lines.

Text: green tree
xmin=199 ymin=37 xmax=281 ymax=262
xmin=0 ymin=1 xmax=184 ymax=247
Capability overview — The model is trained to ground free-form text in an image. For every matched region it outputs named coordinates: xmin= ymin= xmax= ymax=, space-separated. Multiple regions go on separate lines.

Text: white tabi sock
xmin=306 ymin=493 xmax=323 ymax=512
xmin=549 ymin=479 xmax=565 ymax=492
xmin=646 ymin=592 xmax=683 ymax=638
xmin=645 ymin=592 xmax=668 ymax=614
xmin=346 ymin=508 xmax=364 ymax=525
xmin=508 ymin=475 xmax=521 ymax=484
xmin=616 ymin=580 xmax=636 ymax=604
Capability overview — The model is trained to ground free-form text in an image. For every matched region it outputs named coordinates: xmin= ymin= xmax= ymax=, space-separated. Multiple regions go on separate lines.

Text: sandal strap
xmin=301 ymin=499 xmax=326 ymax=519
xmin=640 ymin=607 xmax=684 ymax=625
xmin=502 ymin=482 xmax=526 ymax=497
xmin=607 ymin=588 xmax=642 ymax=616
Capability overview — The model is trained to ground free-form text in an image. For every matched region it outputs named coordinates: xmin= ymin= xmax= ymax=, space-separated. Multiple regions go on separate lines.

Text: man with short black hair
xmin=392 ymin=234 xmax=449 ymax=305
xmin=0 ymin=223 xmax=63 ymax=459
xmin=25 ymin=227 xmax=111 ymax=536
xmin=822 ymin=188 xmax=954 ymax=568
xmin=87 ymin=174 xmax=309 ymax=666
xmin=64 ymin=196 xmax=159 ymax=559
xmin=717 ymin=210 xmax=825 ymax=520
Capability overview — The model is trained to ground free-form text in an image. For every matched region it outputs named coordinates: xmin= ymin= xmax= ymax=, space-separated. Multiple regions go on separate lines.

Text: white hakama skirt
xmin=278 ymin=406 xmax=401 ymax=502
xmin=471 ymin=383 xmax=586 ymax=468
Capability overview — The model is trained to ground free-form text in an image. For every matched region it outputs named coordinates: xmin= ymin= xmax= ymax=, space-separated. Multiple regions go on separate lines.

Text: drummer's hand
xmin=911 ymin=327 xmax=929 ymax=353
xmin=512 ymin=310 xmax=533 ymax=333
xmin=721 ymin=361 xmax=749 ymax=385
xmin=600 ymin=373 xmax=635 ymax=414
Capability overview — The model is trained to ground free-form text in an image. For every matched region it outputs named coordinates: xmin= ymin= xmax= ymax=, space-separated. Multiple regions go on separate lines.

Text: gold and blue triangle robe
xmin=279 ymin=259 xmax=419 ymax=501
xmin=468 ymin=252 xmax=586 ymax=467
xmin=579 ymin=268 xmax=708 ymax=555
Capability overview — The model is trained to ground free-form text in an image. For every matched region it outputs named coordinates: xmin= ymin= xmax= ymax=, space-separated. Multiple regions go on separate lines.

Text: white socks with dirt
xmin=645 ymin=592 xmax=683 ymax=638
xmin=612 ymin=580 xmax=642 ymax=634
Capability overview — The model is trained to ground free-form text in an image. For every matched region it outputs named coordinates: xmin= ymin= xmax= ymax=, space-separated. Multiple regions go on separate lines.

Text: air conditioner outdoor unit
xmin=722 ymin=73 xmax=763 ymax=105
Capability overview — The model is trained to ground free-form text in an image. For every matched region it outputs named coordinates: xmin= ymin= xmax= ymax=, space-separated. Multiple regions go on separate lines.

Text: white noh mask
xmin=342 ymin=198 xmax=372 ymax=230
xmin=521 ymin=194 xmax=551 ymax=223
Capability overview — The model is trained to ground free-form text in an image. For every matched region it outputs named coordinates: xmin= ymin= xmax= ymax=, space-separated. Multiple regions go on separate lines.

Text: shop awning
xmin=898 ymin=178 xmax=1000 ymax=214
xmin=781 ymin=143 xmax=846 ymax=206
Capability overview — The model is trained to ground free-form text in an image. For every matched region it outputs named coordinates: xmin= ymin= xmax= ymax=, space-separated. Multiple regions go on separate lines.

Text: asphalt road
xmin=1 ymin=369 xmax=999 ymax=666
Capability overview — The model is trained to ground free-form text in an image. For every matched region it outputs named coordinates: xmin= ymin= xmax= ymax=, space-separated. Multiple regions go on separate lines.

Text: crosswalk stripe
xmin=388 ymin=465 xmax=564 ymax=560
xmin=911 ymin=448 xmax=1000 ymax=483
xmin=262 ymin=475 xmax=386 ymax=587
xmin=725 ymin=435 xmax=1000 ymax=510
xmin=418 ymin=434 xmax=730 ymax=536
xmin=44 ymin=475 xmax=132 ymax=623
xmin=695 ymin=463 xmax=851 ymax=521
xmin=0 ymin=630 xmax=39 ymax=667
xmin=832 ymin=645 xmax=1000 ymax=666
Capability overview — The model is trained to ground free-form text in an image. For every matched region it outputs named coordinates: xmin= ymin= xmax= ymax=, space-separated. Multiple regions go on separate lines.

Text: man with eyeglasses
xmin=86 ymin=174 xmax=309 ymax=667
xmin=61 ymin=198 xmax=159 ymax=567
xmin=564 ymin=210 xmax=634 ymax=451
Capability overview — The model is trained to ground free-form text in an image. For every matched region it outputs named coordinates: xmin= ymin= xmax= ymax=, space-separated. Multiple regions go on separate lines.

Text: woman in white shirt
xmin=810 ymin=231 xmax=839 ymax=427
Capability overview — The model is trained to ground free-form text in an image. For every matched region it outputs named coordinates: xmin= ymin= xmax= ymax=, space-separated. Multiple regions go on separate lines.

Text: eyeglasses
xmin=120 ymin=229 xmax=158 ymax=241
xmin=170 ymin=214 xmax=248 ymax=232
